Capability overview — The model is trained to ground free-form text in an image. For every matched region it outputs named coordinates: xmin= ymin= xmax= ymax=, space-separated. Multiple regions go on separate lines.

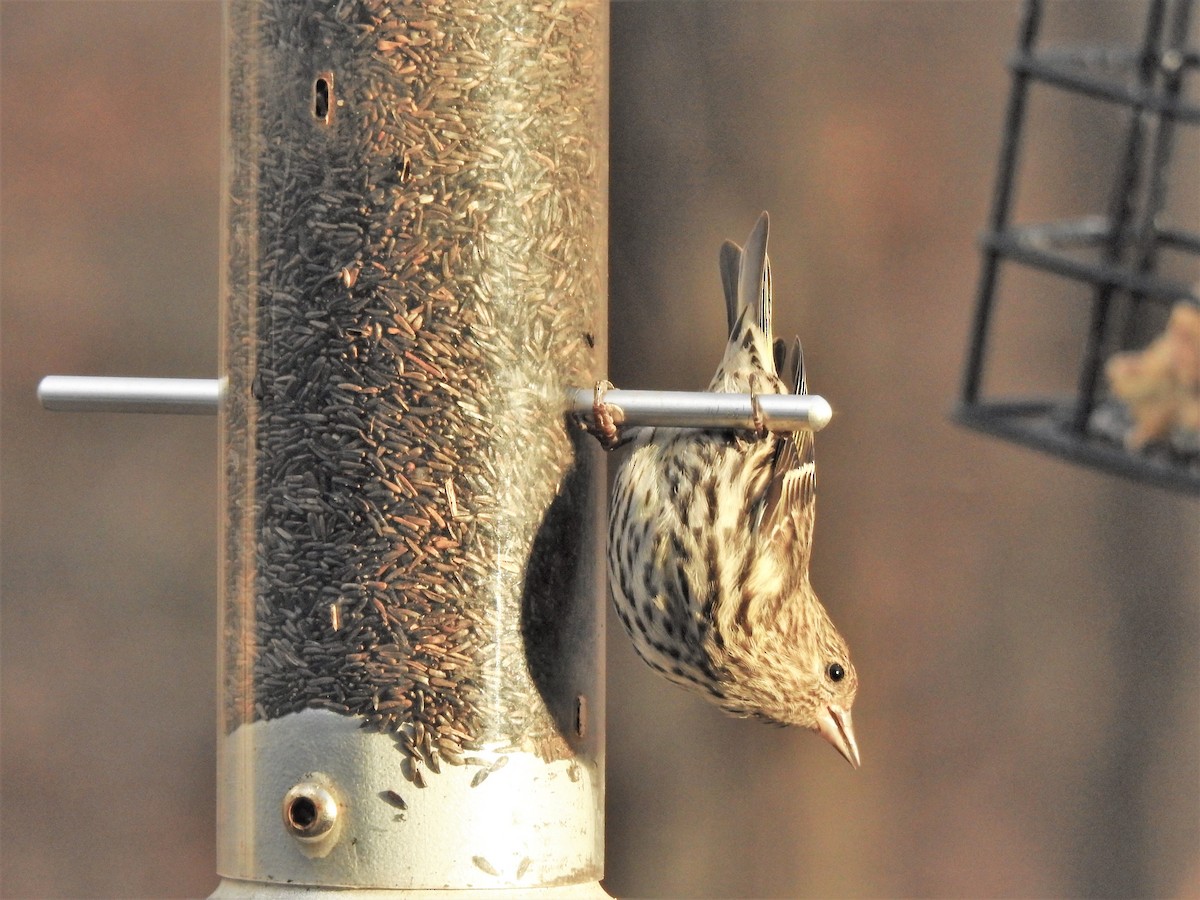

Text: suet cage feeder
xmin=956 ymin=0 xmax=1200 ymax=495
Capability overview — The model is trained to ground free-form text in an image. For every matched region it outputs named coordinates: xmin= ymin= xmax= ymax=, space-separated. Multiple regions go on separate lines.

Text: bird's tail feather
xmin=738 ymin=212 xmax=772 ymax=352
xmin=719 ymin=240 xmax=741 ymax=337
xmin=713 ymin=212 xmax=778 ymax=386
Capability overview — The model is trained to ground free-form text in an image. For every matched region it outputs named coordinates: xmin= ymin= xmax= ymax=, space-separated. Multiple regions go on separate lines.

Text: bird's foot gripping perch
xmin=749 ymin=391 xmax=768 ymax=438
xmin=583 ymin=379 xmax=623 ymax=450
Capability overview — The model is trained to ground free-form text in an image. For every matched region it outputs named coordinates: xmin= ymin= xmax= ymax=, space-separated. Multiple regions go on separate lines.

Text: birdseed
xmin=220 ymin=0 xmax=606 ymax=786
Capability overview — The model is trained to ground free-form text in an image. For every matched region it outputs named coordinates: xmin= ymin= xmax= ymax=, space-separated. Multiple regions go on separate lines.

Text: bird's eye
xmin=827 ymin=662 xmax=845 ymax=683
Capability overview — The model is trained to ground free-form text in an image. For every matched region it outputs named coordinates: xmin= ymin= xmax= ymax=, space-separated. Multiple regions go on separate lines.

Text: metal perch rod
xmin=569 ymin=388 xmax=832 ymax=432
xmin=38 ymin=376 xmax=221 ymax=414
xmin=38 ymin=376 xmax=834 ymax=432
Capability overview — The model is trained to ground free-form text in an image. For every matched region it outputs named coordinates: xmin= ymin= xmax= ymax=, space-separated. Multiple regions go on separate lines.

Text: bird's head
xmin=795 ymin=621 xmax=859 ymax=769
xmin=738 ymin=611 xmax=860 ymax=767
xmin=810 ymin=653 xmax=859 ymax=769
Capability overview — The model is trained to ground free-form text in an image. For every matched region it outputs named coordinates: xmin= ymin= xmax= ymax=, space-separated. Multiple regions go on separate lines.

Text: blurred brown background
xmin=2 ymin=2 xmax=1197 ymax=897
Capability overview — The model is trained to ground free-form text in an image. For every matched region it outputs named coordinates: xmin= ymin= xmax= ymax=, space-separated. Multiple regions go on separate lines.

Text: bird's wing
xmin=758 ymin=338 xmax=816 ymax=565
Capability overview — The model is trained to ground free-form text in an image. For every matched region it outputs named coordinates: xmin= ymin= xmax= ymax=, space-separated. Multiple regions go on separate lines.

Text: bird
xmin=602 ymin=212 xmax=859 ymax=767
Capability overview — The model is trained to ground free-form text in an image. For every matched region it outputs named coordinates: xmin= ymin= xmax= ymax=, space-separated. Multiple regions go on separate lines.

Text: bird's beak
xmin=815 ymin=705 xmax=860 ymax=769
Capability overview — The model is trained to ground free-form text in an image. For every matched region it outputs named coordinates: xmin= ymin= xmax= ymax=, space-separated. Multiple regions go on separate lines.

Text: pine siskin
xmin=604 ymin=212 xmax=859 ymax=767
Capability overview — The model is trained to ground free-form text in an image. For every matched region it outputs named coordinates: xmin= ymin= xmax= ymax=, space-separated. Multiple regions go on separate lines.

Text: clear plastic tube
xmin=217 ymin=0 xmax=607 ymax=890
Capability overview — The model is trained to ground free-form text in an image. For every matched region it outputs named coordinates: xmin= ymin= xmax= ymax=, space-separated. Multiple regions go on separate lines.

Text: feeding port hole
xmin=313 ymin=73 xmax=332 ymax=125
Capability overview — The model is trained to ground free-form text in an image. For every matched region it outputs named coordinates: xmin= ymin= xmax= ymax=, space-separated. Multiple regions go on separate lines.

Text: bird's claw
xmin=750 ymin=391 xmax=768 ymax=438
xmin=586 ymin=379 xmax=622 ymax=450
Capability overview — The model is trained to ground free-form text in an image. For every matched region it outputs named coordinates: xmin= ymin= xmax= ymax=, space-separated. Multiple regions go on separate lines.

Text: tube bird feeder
xmin=215 ymin=0 xmax=608 ymax=894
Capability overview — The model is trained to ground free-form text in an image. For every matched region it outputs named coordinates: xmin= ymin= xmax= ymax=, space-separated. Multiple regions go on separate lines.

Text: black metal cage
xmin=957 ymin=0 xmax=1200 ymax=494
